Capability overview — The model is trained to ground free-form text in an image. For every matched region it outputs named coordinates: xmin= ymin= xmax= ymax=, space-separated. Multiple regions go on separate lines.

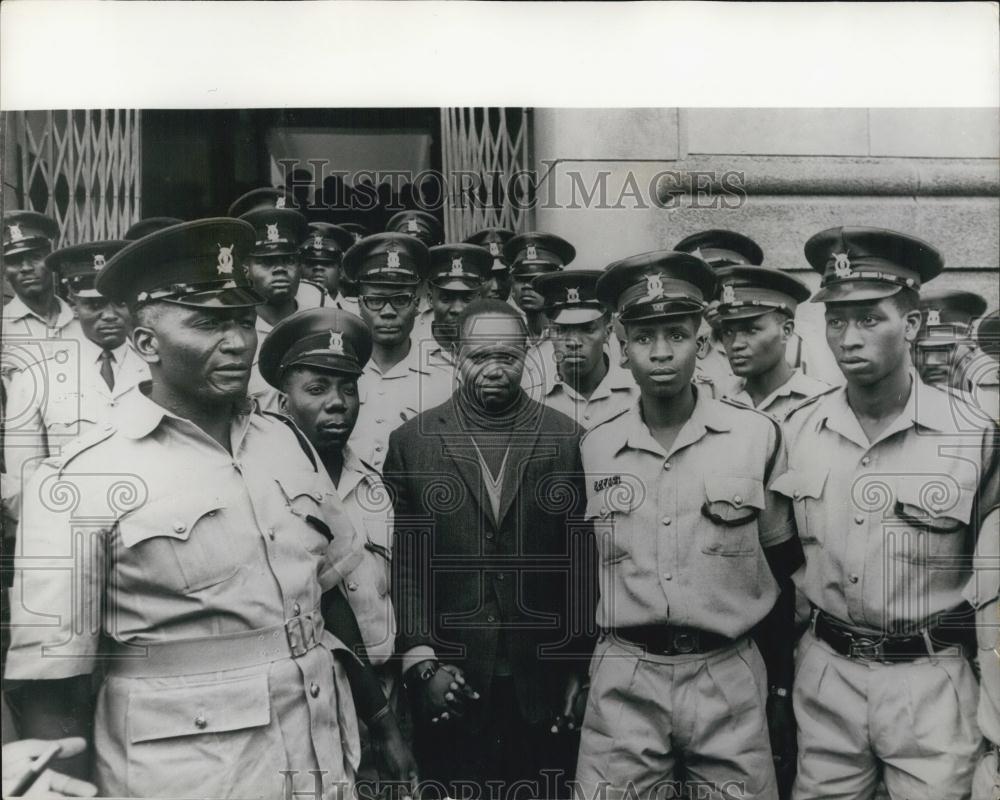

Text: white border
xmin=1 ymin=1 xmax=998 ymax=110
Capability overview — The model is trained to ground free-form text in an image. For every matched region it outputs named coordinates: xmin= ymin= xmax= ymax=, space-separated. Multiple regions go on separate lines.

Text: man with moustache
xmin=3 ymin=240 xmax=149 ymax=521
xmin=776 ymin=227 xmax=997 ymax=800
xmin=2 ymin=219 xmax=378 ymax=799
xmin=300 ymin=221 xmax=359 ymax=313
xmin=259 ymin=308 xmax=418 ymax=792
xmin=343 ymin=232 xmax=452 ymax=472
xmin=386 ymin=299 xmax=593 ymax=798
xmin=574 ymin=252 xmax=799 ymax=800
xmin=532 ymin=269 xmax=637 ymax=430
xmin=714 ymin=266 xmax=830 ymax=420
xmin=464 ymin=227 xmax=515 ymax=302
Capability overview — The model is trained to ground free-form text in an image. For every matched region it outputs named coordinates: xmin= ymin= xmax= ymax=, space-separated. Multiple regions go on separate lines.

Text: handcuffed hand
xmin=411 ymin=661 xmax=479 ymax=725
xmin=549 ymin=673 xmax=588 ymax=734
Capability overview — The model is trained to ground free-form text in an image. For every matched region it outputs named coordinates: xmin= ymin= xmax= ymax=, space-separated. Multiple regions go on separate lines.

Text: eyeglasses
xmin=360 ymin=293 xmax=416 ymax=312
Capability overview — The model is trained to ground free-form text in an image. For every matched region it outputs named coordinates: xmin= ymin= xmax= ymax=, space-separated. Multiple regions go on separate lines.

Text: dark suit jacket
xmin=385 ymin=392 xmax=596 ymax=724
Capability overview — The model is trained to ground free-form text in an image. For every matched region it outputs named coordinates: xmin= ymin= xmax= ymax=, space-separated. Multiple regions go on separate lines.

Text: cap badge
xmin=387 ymin=248 xmax=401 ymax=269
xmin=645 ymin=273 xmax=664 ymax=299
xmin=566 ymin=287 xmax=581 ymax=304
xmin=217 ymin=243 xmax=235 ymax=275
xmin=832 ymin=252 xmax=852 ymax=279
xmin=927 ymin=309 xmax=942 ymax=326
xmin=352 ymin=232 xmax=363 ymax=243
xmin=266 ymin=223 xmax=280 ymax=243
xmin=450 ymin=257 xmax=464 ymax=276
xmin=313 ymin=234 xmax=324 ymax=250
xmin=489 ymin=242 xmax=500 ymax=256
xmin=526 ymin=245 xmax=538 ymax=260
xmin=721 ymin=284 xmax=736 ymax=305
xmin=407 ymin=219 xmax=419 ymax=233
xmin=328 ymin=330 xmax=345 ymax=355
xmin=275 ymin=197 xmax=286 ymax=209
xmin=92 ymin=254 xmax=106 ymax=271
xmin=8 ymin=223 xmax=24 ymax=242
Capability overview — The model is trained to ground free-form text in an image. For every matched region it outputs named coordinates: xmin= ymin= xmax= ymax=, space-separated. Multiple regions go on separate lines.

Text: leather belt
xmin=610 ymin=625 xmax=732 ymax=656
xmin=812 ymin=608 xmax=972 ymax=663
xmin=105 ymin=610 xmax=325 ymax=678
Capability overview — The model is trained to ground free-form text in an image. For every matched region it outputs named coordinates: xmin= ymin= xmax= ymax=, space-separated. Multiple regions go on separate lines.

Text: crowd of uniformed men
xmin=0 ymin=186 xmax=997 ymax=800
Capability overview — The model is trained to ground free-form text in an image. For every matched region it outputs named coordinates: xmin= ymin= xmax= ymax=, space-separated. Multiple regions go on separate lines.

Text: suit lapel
xmin=433 ymin=400 xmax=490 ymax=523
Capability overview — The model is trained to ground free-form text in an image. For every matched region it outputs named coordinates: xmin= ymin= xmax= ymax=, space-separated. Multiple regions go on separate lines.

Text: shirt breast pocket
xmin=770 ymin=468 xmax=829 ymax=547
xmin=117 ymin=494 xmax=236 ymax=593
xmin=585 ymin=479 xmax=641 ymax=564
xmin=700 ymin=475 xmax=765 ymax=556
xmin=890 ymin=478 xmax=974 ymax=564
xmin=275 ymin=472 xmax=334 ymax=551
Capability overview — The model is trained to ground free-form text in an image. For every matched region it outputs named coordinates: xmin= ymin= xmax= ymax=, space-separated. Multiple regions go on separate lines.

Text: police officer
xmin=1 ymin=211 xmax=84 ymax=383
xmin=342 ymin=232 xmax=451 ymax=471
xmin=574 ymin=251 xmax=798 ymax=800
xmin=259 ymin=308 xmax=417 ymax=790
xmin=2 ymin=219 xmax=379 ymax=799
xmin=777 ymin=227 xmax=997 ymax=800
xmin=123 ymin=216 xmax=183 ymax=241
xmin=465 ymin=227 xmax=516 ymax=302
xmin=532 ymin=269 xmax=636 ymax=429
xmin=915 ymin=288 xmax=999 ymax=416
xmin=3 ymin=240 xmax=149 ymax=521
xmin=503 ymin=231 xmax=575 ymax=344
xmin=713 ymin=266 xmax=830 ymax=419
xmin=412 ymin=243 xmax=492 ymax=371
xmin=300 ymin=222 xmax=358 ymax=312
xmin=385 ymin=210 xmax=444 ymax=248
xmin=230 ymin=187 xmax=317 ymax=411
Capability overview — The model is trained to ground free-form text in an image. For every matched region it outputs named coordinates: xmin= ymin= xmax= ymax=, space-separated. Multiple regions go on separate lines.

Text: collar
xmin=4 ymin=294 xmax=74 ymax=329
xmin=363 ymin=340 xmax=430 ymax=379
xmin=546 ymin=352 xmax=634 ymax=399
xmin=117 ymin=385 xmax=257 ymax=440
xmin=79 ymin=335 xmax=129 ymax=366
xmin=618 ymin=384 xmax=731 ymax=458
xmin=337 ymin=444 xmax=379 ymax=500
xmin=729 ymin=369 xmax=826 ymax=409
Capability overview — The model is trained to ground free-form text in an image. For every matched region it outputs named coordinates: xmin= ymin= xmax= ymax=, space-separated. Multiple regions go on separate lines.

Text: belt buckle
xmin=849 ymin=635 xmax=884 ymax=661
xmin=285 ymin=615 xmax=316 ymax=658
xmin=672 ymin=631 xmax=697 ymax=655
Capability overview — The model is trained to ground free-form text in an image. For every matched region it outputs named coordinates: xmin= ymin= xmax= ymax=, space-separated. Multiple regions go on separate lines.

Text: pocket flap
xmin=584 ymin=475 xmax=643 ymax=520
xmin=129 ymin=674 xmax=270 ymax=743
xmin=118 ymin=495 xmax=225 ymax=549
xmin=704 ymin=475 xmax=765 ymax=510
xmin=895 ymin=477 xmax=974 ymax=528
xmin=770 ymin=468 xmax=828 ymax=501
xmin=275 ymin=472 xmax=327 ymax=505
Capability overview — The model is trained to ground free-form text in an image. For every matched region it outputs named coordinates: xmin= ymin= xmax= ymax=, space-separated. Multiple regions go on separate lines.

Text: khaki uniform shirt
xmin=964 ymin=505 xmax=1000 ymax=746
xmin=349 ymin=340 xmax=453 ymax=471
xmin=541 ymin=355 xmax=638 ymax=430
xmin=580 ymin=389 xmax=794 ymax=639
xmin=3 ymin=339 xmax=150 ymax=519
xmin=337 ymin=445 xmax=395 ymax=667
xmin=1 ymin=295 xmax=84 ymax=383
xmin=776 ymin=376 xmax=999 ymax=632
xmin=724 ymin=369 xmax=831 ymax=421
xmin=4 ymin=391 xmax=362 ymax=799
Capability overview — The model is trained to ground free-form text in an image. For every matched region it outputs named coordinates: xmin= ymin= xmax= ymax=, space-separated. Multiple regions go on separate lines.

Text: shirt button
xmin=310 ymin=683 xmax=320 ymax=698
xmin=661 ymin=516 xmax=671 ymax=526
xmin=194 ymin=714 xmax=208 ymax=729
xmin=849 ymin=574 xmax=859 ymax=584
xmin=173 ymin=521 xmax=186 ymax=533
xmin=733 ymin=495 xmax=743 ymax=506
xmin=292 ymin=602 xmax=301 ymax=615
xmin=376 ymin=418 xmax=385 ymax=424
xmin=663 ymin=462 xmax=671 ymax=471
xmin=854 ymin=516 xmax=864 ymax=525
xmin=583 ymin=413 xmax=591 ymax=420
xmin=861 ymin=456 xmax=871 ymax=467
xmin=267 ymin=528 xmax=276 ymax=540
xmin=347 ymin=581 xmax=359 ymax=592
xmin=663 ymin=572 xmax=673 ymax=581
xmin=793 ymin=490 xmax=801 ymax=499
xmin=375 ymin=445 xmax=384 ymax=453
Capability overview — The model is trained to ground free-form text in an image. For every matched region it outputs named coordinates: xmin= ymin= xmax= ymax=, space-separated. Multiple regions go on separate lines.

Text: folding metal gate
xmin=440 ymin=107 xmax=533 ymax=241
xmin=6 ymin=110 xmax=142 ymax=246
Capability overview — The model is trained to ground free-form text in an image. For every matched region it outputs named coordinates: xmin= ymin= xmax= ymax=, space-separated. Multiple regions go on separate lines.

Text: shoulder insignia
xmin=56 ymin=423 xmax=117 ymax=475
xmin=262 ymin=410 xmax=318 ymax=473
xmin=580 ymin=405 xmax=630 ymax=444
xmin=783 ymin=383 xmax=838 ymax=420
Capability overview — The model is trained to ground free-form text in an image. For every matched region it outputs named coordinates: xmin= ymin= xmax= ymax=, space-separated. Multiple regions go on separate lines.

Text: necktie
xmin=99 ymin=349 xmax=116 ymax=391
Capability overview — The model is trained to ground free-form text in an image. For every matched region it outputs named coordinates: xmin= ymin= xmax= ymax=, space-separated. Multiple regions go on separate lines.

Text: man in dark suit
xmin=385 ymin=298 xmax=595 ymax=798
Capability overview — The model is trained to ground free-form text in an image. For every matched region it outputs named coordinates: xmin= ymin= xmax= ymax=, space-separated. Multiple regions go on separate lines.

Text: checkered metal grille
xmin=440 ymin=107 xmax=533 ymax=241
xmin=9 ymin=110 xmax=142 ymax=246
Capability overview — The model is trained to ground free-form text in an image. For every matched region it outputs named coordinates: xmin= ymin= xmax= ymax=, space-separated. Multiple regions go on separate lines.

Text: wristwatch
xmin=404 ymin=660 xmax=439 ymax=689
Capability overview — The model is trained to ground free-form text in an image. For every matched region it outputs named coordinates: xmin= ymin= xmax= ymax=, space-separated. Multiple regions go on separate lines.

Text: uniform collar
xmin=546 ymin=353 xmax=633 ymax=400
xmin=620 ymin=384 xmax=731 ymax=458
xmin=4 ymin=293 xmax=75 ymax=329
xmin=337 ymin=444 xmax=379 ymax=500
xmin=117 ymin=385 xmax=257 ymax=440
xmin=817 ymin=372 xmax=947 ymax=448
xmin=363 ymin=339 xmax=430 ymax=379
xmin=79 ymin=335 xmax=129 ymax=366
xmin=729 ymin=368 xmax=825 ymax=410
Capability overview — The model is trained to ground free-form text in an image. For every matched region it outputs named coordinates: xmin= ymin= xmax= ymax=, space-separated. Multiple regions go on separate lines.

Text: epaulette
xmin=262 ymin=410 xmax=318 ymax=473
xmin=55 ymin=422 xmax=117 ymax=475
xmin=783 ymin=383 xmax=839 ymax=421
xmin=580 ymin=405 xmax=631 ymax=444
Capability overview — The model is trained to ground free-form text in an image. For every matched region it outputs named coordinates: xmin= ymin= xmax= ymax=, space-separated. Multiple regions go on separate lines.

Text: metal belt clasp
xmin=849 ymin=635 xmax=884 ymax=661
xmin=671 ymin=630 xmax=697 ymax=654
xmin=285 ymin=614 xmax=317 ymax=658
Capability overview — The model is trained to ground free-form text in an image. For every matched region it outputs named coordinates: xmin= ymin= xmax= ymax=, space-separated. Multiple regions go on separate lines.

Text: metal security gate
xmin=440 ymin=108 xmax=533 ymax=241
xmin=8 ymin=110 xmax=142 ymax=246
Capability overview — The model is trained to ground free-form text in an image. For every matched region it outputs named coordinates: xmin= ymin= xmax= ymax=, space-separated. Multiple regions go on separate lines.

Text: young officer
xmin=532 ymin=269 xmax=636 ymax=429
xmin=300 ymin=221 xmax=358 ymax=312
xmin=714 ymin=266 xmax=830 ymax=419
xmin=464 ymin=227 xmax=516 ymax=302
xmin=574 ymin=251 xmax=799 ymax=800
xmin=777 ymin=227 xmax=998 ymax=800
